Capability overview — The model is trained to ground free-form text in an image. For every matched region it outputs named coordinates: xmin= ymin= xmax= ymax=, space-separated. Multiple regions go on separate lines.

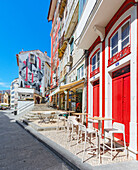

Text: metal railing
xmin=18 ymin=101 xmax=34 ymax=114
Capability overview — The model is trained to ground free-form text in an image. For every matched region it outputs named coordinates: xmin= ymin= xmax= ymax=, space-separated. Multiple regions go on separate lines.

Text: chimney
xmin=44 ymin=51 xmax=47 ymax=56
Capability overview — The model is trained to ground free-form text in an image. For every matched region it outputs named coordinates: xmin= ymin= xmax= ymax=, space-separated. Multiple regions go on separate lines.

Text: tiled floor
xmin=39 ymin=128 xmax=134 ymax=166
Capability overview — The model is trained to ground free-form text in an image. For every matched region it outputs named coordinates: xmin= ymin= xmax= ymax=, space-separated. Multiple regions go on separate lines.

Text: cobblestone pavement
xmin=0 ymin=111 xmax=72 ymax=170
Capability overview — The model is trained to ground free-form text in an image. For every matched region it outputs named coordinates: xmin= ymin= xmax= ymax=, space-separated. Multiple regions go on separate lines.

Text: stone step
xmin=22 ymin=116 xmax=39 ymax=120
xmin=25 ymin=114 xmax=39 ymax=118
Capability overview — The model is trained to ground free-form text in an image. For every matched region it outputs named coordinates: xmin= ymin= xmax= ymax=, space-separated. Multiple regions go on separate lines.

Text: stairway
xmin=31 ymin=104 xmax=56 ymax=111
xmin=18 ymin=103 xmax=56 ymax=121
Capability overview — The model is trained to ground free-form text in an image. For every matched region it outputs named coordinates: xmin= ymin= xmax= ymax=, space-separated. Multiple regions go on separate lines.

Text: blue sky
xmin=0 ymin=0 xmax=51 ymax=90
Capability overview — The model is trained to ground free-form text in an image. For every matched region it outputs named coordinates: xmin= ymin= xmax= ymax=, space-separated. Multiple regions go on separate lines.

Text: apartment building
xmin=44 ymin=61 xmax=51 ymax=99
xmin=4 ymin=92 xmax=10 ymax=105
xmin=0 ymin=90 xmax=10 ymax=105
xmin=48 ymin=0 xmax=60 ymax=107
xmin=16 ymin=50 xmax=50 ymax=98
xmin=10 ymin=78 xmax=19 ymax=109
xmin=47 ymin=0 xmax=138 ymax=160
xmin=76 ymin=0 xmax=138 ymax=160
xmin=48 ymin=0 xmax=88 ymax=112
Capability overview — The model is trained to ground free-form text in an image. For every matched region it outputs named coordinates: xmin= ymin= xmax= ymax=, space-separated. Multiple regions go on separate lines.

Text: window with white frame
xmin=77 ymin=65 xmax=84 ymax=80
xmin=121 ymin=22 xmax=130 ymax=49
xmin=110 ymin=20 xmax=130 ymax=57
xmin=29 ymin=54 xmax=35 ymax=64
xmin=111 ymin=32 xmax=118 ymax=57
xmin=79 ymin=0 xmax=88 ymax=20
xmin=92 ymin=51 xmax=100 ymax=72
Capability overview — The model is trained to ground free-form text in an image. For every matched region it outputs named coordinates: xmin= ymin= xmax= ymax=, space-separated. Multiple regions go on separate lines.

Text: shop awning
xmin=60 ymin=78 xmax=85 ymax=91
xmin=49 ymin=79 xmax=85 ymax=96
xmin=49 ymin=87 xmax=60 ymax=97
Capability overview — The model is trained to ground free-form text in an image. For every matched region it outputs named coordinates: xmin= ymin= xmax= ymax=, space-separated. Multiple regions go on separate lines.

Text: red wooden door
xmin=93 ymin=81 xmax=99 ymax=129
xmin=123 ymin=75 xmax=130 ymax=143
xmin=112 ymin=72 xmax=130 ymax=144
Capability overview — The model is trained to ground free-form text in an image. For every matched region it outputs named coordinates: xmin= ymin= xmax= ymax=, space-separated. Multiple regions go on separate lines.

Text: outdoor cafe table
xmin=72 ymin=112 xmax=87 ymax=123
xmin=57 ymin=110 xmax=75 ymax=116
xmin=89 ymin=117 xmax=113 ymax=163
xmin=64 ymin=110 xmax=75 ymax=116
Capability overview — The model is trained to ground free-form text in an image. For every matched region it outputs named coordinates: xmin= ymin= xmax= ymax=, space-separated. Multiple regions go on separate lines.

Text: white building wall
xmin=88 ymin=43 xmax=102 ymax=122
xmin=87 ymin=5 xmax=137 ymax=159
xmin=76 ymin=0 xmax=97 ymax=40
xmin=10 ymin=78 xmax=19 ymax=109
xmin=104 ymin=6 xmax=137 ymax=158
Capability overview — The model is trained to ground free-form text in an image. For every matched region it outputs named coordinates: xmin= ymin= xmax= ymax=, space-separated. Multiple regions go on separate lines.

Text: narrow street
xmin=0 ymin=111 xmax=72 ymax=170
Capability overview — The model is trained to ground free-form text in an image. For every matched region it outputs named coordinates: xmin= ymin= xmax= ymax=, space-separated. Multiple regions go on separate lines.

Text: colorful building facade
xmin=48 ymin=0 xmax=138 ymax=160
xmin=16 ymin=50 xmax=50 ymax=97
xmin=77 ymin=0 xmax=138 ymax=159
xmin=48 ymin=0 xmax=60 ymax=106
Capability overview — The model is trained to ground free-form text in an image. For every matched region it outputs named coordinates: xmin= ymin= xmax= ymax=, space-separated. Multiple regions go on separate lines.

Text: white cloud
xmin=0 ymin=82 xmax=10 ymax=88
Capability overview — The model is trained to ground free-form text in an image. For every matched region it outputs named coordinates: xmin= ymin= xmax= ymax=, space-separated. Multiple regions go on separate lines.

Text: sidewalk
xmin=16 ymin=118 xmax=138 ymax=170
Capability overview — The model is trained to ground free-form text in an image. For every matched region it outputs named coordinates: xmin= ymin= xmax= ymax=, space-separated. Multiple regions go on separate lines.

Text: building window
xmin=111 ymin=32 xmax=118 ymax=57
xmin=110 ymin=19 xmax=130 ymax=58
xmin=29 ymin=54 xmax=35 ymax=64
xmin=53 ymin=43 xmax=55 ymax=54
xmin=108 ymin=17 xmax=131 ymax=66
xmin=79 ymin=0 xmax=87 ymax=20
xmin=69 ymin=37 xmax=74 ymax=55
xmin=92 ymin=51 xmax=100 ymax=72
xmin=55 ymin=37 xmax=57 ymax=48
xmin=121 ymin=22 xmax=129 ymax=50
xmin=77 ymin=65 xmax=84 ymax=80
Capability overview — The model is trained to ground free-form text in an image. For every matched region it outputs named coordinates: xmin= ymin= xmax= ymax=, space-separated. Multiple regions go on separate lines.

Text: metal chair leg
xmin=103 ymin=130 xmax=105 ymax=155
xmin=123 ymin=133 xmax=127 ymax=156
xmin=111 ymin=133 xmax=113 ymax=161
xmin=82 ymin=132 xmax=87 ymax=162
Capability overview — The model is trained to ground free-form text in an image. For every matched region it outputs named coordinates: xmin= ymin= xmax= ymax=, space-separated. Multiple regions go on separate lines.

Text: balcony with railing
xmin=51 ymin=59 xmax=57 ymax=71
xmin=58 ymin=33 xmax=68 ymax=59
xmin=59 ymin=0 xmax=67 ymax=18
xmin=64 ymin=0 xmax=79 ymax=39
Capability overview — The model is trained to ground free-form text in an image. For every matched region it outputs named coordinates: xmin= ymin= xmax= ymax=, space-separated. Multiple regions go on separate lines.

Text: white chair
xmin=70 ymin=119 xmax=79 ymax=143
xmin=78 ymin=124 xmax=98 ymax=162
xmin=56 ymin=112 xmax=67 ymax=131
xmin=67 ymin=116 xmax=77 ymax=141
xmin=103 ymin=122 xmax=127 ymax=161
xmin=88 ymin=117 xmax=98 ymax=130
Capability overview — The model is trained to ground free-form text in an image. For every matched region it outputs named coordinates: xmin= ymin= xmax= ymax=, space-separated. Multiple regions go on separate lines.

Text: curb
xmin=16 ymin=120 xmax=94 ymax=170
